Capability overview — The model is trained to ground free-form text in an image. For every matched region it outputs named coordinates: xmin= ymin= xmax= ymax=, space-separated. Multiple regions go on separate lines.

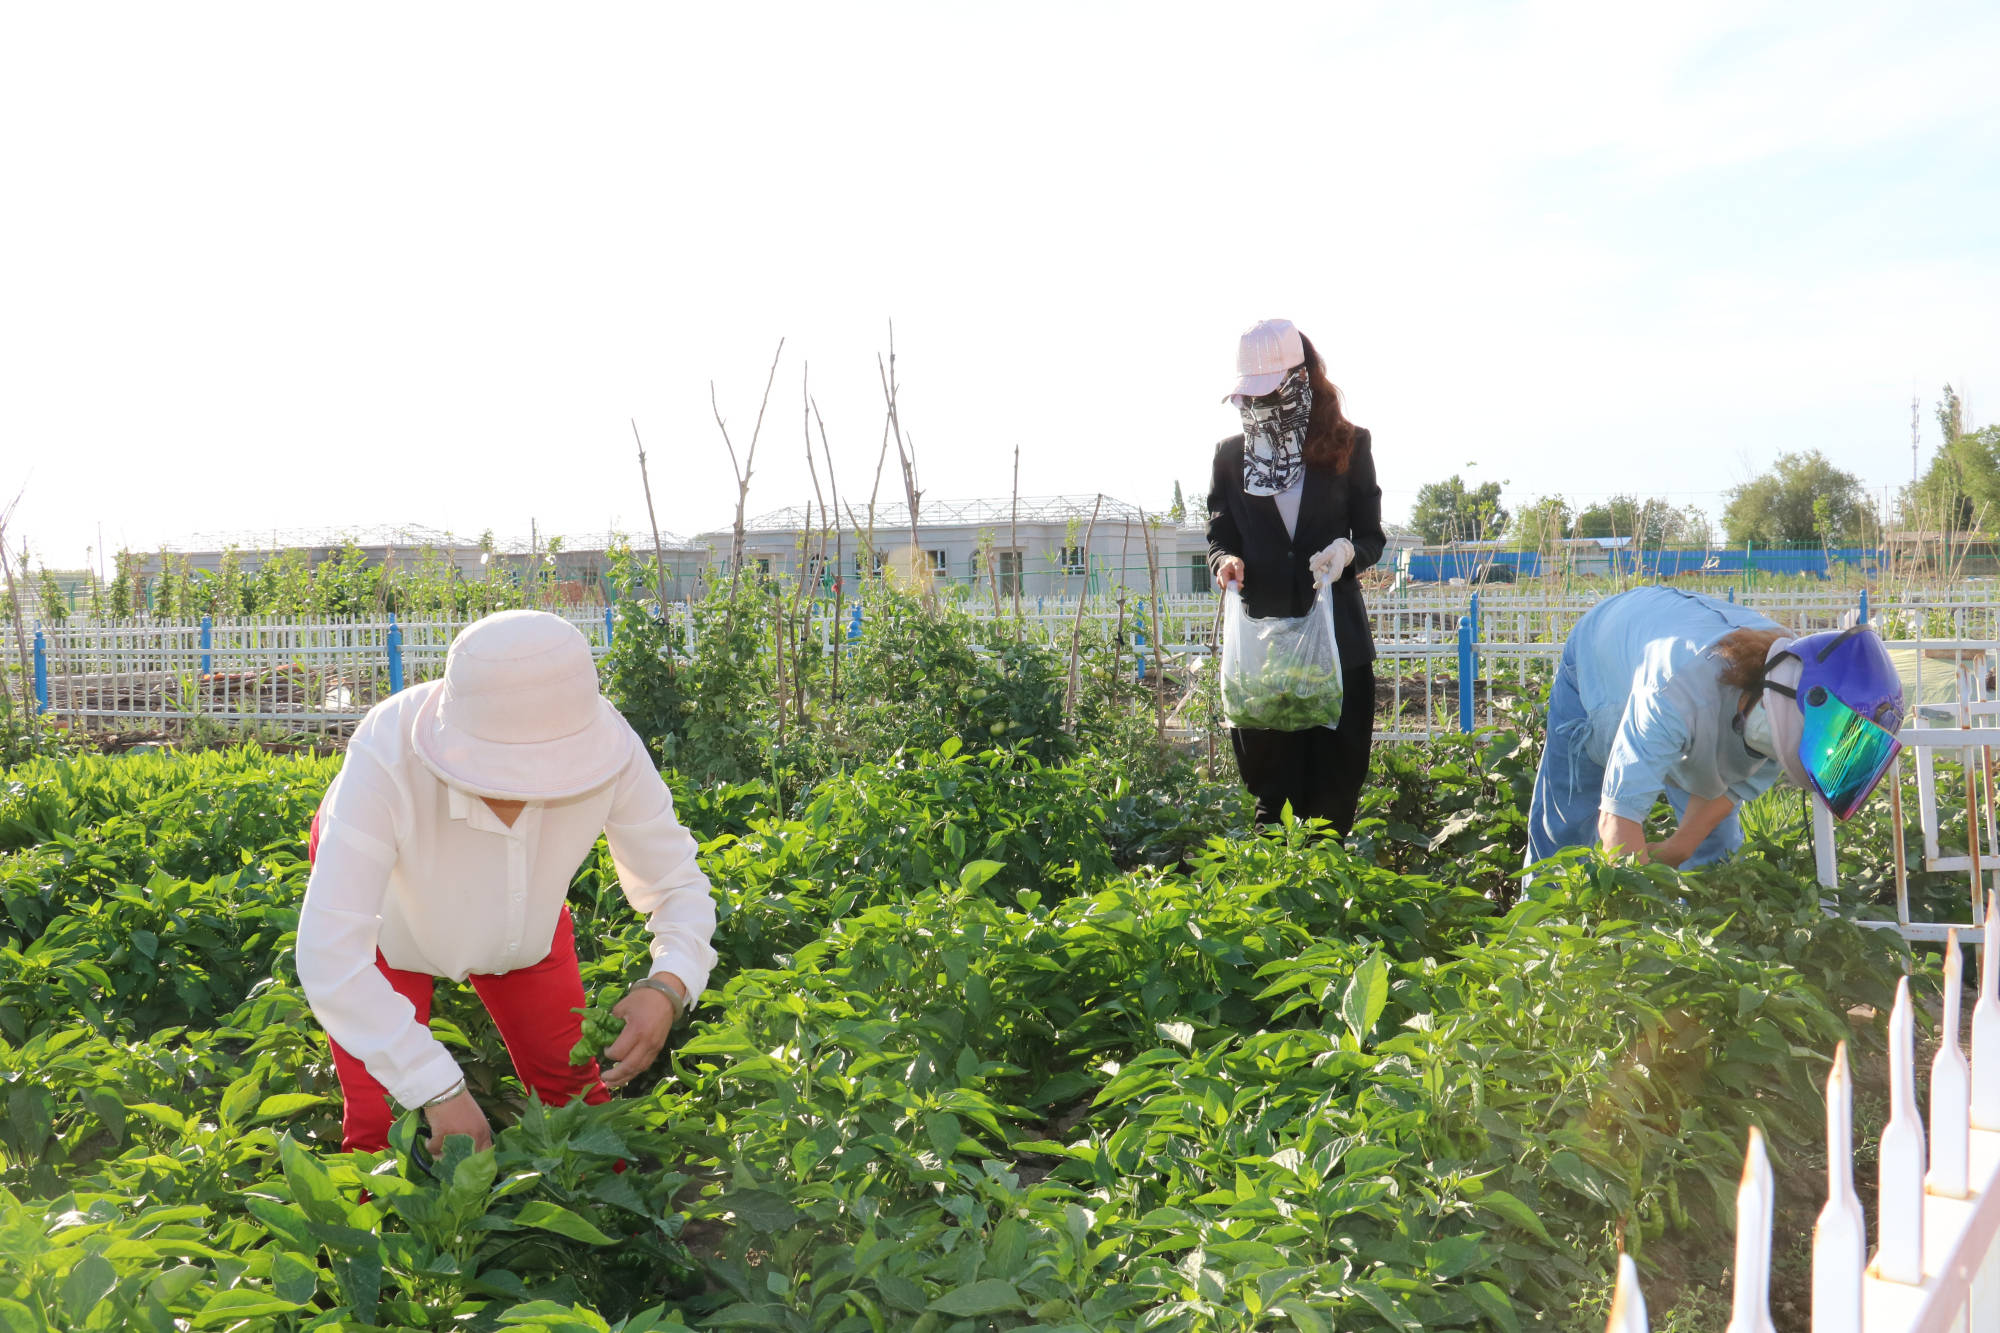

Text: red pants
xmin=310 ymin=812 xmax=609 ymax=1152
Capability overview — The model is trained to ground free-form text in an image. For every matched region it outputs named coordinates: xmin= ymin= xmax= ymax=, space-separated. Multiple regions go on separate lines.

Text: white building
xmin=134 ymin=525 xmax=709 ymax=606
xmin=700 ymin=495 xmax=1217 ymax=600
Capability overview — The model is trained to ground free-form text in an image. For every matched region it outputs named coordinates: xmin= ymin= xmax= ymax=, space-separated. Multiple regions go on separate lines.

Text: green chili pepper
xmin=568 ymin=992 xmax=627 ymax=1066
xmin=1221 ymin=663 xmax=1344 ymax=731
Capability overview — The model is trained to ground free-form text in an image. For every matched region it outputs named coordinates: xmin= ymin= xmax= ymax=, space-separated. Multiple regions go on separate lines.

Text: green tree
xmin=1168 ymin=482 xmax=1186 ymax=524
xmin=1410 ymin=475 xmax=1508 ymax=544
xmin=1572 ymin=495 xmax=1709 ymax=545
xmin=1574 ymin=496 xmax=1641 ymax=541
xmin=1508 ymin=496 xmax=1573 ymax=548
xmin=36 ymin=567 xmax=67 ymax=623
xmin=1906 ymin=386 xmax=2000 ymax=530
xmin=1938 ymin=383 xmax=1965 ymax=448
xmin=1722 ymin=450 xmax=1875 ymax=545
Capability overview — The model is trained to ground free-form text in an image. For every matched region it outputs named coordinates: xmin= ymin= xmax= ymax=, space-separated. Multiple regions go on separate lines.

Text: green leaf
xmin=1546 ymin=1151 xmax=1613 ymax=1207
xmin=191 ymin=1289 xmax=306 ymax=1327
xmin=126 ymin=1102 xmax=187 ymax=1135
xmin=60 ymin=1254 xmax=117 ymax=1324
xmin=1280 ymin=1305 xmax=1330 ymax=1333
xmin=511 ymin=1200 xmax=618 ymax=1245
xmin=1340 ymin=953 xmax=1389 ymax=1047
xmin=925 ymin=1111 xmax=962 ymax=1161
xmin=1476 ymin=1188 xmax=1556 ymax=1246
xmin=496 ymin=1301 xmax=614 ymax=1330
xmin=875 ymin=1274 xmax=927 ymax=1313
xmin=1156 ymin=1021 xmax=1195 ymax=1051
xmin=702 ymin=1303 xmax=792 ymax=1329
xmin=278 ymin=1134 xmax=346 ymax=1226
xmin=958 ymin=860 xmax=1005 ymax=895
xmin=1465 ymin=1281 xmax=1522 ymax=1333
xmin=719 ymin=1189 xmax=803 ymax=1232
xmin=930 ymin=1279 xmax=1023 ymax=1317
xmin=272 ymin=1250 xmax=318 ymax=1305
xmin=253 ymin=1093 xmax=328 ymax=1120
xmin=219 ymin=1071 xmax=263 ymax=1128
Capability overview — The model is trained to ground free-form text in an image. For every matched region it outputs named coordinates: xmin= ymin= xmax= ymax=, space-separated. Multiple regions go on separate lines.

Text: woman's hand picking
xmin=1214 ymin=556 xmax=1245 ymax=592
xmin=424 ymin=1089 xmax=493 ymax=1154
xmin=598 ymin=981 xmax=682 ymax=1089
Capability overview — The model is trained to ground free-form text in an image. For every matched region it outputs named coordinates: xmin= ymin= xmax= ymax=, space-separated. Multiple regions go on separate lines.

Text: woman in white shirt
xmin=298 ymin=609 xmax=718 ymax=1153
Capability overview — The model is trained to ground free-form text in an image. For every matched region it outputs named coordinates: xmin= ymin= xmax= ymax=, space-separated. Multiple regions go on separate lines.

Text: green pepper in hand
xmin=569 ymin=992 xmax=627 ymax=1066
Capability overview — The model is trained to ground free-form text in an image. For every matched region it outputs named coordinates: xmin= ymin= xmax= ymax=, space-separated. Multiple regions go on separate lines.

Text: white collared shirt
xmin=296 ymin=681 xmax=719 ymax=1109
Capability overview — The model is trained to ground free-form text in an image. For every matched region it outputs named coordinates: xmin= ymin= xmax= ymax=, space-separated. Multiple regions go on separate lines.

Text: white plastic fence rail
xmin=1604 ymin=913 xmax=2000 ymax=1333
xmin=1809 ymin=658 xmax=2000 ymax=945
xmin=6 ymin=588 xmax=1997 ymax=741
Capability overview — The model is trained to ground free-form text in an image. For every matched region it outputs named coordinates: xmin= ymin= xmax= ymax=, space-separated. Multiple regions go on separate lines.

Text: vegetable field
xmin=0 ymin=705 xmax=1921 ymax=1332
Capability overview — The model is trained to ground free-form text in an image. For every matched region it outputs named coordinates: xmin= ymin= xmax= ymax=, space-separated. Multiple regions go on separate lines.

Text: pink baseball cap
xmin=1223 ymin=318 xmax=1305 ymax=401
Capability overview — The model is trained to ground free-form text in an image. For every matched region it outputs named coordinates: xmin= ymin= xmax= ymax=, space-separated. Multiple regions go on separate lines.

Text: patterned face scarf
xmin=1239 ymin=363 xmax=1312 ymax=496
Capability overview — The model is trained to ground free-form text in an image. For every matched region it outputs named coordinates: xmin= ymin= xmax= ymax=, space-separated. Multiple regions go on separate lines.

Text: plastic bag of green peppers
xmin=570 ymin=992 xmax=626 ymax=1067
xmin=1219 ymin=583 xmax=1345 ymax=731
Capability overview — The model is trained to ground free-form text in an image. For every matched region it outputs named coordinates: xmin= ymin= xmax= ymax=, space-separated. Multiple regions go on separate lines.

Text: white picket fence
xmin=8 ymin=585 xmax=2000 ymax=740
xmin=1608 ymin=918 xmax=2000 ymax=1332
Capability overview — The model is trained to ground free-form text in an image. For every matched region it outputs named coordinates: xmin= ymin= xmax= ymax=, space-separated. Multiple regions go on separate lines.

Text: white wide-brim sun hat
xmin=410 ymin=609 xmax=630 ymax=801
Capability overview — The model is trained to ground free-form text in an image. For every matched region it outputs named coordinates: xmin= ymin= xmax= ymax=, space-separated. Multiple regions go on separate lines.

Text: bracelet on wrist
xmin=631 ymin=976 xmax=690 ymax=1027
xmin=421 ymin=1077 xmax=468 ymax=1109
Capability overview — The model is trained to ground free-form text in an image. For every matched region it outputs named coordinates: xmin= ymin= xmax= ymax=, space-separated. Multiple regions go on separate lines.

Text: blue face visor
xmin=1795 ymin=684 xmax=1902 ymax=820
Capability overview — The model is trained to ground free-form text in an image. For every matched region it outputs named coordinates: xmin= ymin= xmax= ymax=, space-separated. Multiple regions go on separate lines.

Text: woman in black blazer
xmin=1207 ymin=319 xmax=1385 ymax=833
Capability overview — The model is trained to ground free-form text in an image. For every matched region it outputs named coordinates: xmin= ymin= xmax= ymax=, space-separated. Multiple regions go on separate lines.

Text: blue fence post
xmin=199 ymin=614 xmax=212 ymax=675
xmin=604 ymin=606 xmax=615 ymax=646
xmin=1469 ymin=591 xmax=1481 ymax=683
xmin=1135 ymin=599 xmax=1148 ymax=680
xmin=1457 ymin=615 xmax=1474 ymax=734
xmin=387 ymin=614 xmax=405 ymax=694
xmin=847 ymin=604 xmax=863 ymax=642
xmin=1727 ymin=586 xmax=1735 ymax=603
xmin=1859 ymin=589 xmax=1870 ymax=625
xmin=32 ymin=629 xmax=49 ymax=715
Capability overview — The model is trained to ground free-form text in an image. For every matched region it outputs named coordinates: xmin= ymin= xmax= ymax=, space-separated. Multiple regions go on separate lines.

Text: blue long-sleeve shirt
xmin=1565 ymin=587 xmax=1786 ymax=821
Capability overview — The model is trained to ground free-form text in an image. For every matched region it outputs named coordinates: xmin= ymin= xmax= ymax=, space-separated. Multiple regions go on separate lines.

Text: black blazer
xmin=1206 ymin=427 xmax=1384 ymax=667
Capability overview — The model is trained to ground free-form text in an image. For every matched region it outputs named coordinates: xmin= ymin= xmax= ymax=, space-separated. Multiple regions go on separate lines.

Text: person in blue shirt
xmin=1527 ymin=586 xmax=1906 ymax=870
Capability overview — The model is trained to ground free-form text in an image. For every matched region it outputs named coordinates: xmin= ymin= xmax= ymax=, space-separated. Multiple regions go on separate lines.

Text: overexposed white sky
xmin=4 ymin=1 xmax=1997 ymax=570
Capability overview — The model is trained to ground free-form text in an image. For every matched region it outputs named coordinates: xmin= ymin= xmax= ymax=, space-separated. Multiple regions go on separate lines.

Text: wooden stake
xmin=628 ymin=418 xmax=677 ymax=682
xmin=0 ymin=488 xmax=34 ymax=713
xmin=712 ymin=338 xmax=787 ymax=603
xmin=1011 ymin=446 xmax=1022 ymax=640
xmin=811 ymin=396 xmax=845 ymax=705
xmin=876 ymin=320 xmax=921 ymax=562
xmin=1062 ymin=495 xmax=1104 ymax=729
xmin=1141 ymin=507 xmax=1167 ymax=750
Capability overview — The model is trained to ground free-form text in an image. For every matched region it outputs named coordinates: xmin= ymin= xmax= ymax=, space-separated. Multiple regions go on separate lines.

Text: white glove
xmin=1310 ymin=538 xmax=1355 ymax=588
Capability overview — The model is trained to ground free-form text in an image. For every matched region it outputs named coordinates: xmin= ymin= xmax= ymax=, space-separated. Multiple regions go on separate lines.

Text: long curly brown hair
xmin=1297 ymin=332 xmax=1358 ymax=473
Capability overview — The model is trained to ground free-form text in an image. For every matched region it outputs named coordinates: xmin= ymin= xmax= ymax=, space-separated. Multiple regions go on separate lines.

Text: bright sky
xmin=5 ymin=1 xmax=1996 ymax=571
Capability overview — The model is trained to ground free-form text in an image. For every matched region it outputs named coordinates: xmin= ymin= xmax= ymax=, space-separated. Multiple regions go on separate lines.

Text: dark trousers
xmin=1230 ymin=661 xmax=1375 ymax=834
